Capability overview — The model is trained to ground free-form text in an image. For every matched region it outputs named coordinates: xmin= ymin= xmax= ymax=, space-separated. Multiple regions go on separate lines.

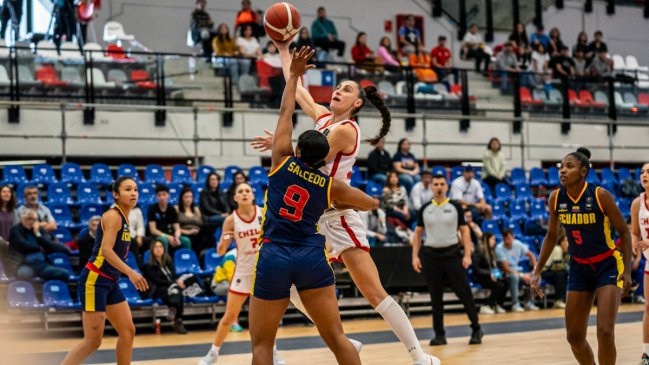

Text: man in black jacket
xmin=8 ymin=209 xmax=70 ymax=281
xmin=367 ymin=138 xmax=393 ymax=186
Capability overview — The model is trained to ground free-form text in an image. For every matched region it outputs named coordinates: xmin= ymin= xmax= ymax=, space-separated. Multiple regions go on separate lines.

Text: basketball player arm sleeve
xmin=331 ymin=178 xmax=379 ymax=211
xmin=533 ymin=190 xmax=561 ymax=275
xmin=217 ymin=215 xmax=235 ymax=257
xmin=599 ymin=189 xmax=632 ymax=272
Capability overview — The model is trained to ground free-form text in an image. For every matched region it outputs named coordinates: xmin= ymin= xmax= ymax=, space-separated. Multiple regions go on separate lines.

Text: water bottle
xmin=188 ymin=56 xmax=196 ymax=81
xmin=155 ymin=318 xmax=161 ymax=335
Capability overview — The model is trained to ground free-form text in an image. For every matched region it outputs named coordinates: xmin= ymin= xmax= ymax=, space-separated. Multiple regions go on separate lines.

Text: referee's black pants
xmin=421 ymin=245 xmax=480 ymax=337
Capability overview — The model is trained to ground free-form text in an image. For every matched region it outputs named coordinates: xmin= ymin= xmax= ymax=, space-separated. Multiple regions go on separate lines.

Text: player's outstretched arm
xmin=330 ymin=178 xmax=379 ymax=212
xmin=217 ymin=215 xmax=235 ymax=257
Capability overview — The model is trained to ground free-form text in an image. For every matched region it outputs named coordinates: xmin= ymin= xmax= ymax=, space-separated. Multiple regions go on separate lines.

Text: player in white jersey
xmin=631 ymin=162 xmax=649 ymax=364
xmin=252 ymin=39 xmax=440 ymax=365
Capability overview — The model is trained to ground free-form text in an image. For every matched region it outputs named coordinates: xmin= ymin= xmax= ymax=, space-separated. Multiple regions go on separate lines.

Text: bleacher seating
xmin=145 ymin=164 xmax=167 ymax=185
xmin=118 ymin=278 xmax=154 ymax=307
xmin=117 ymin=163 xmax=140 ymax=182
xmin=171 ymin=164 xmax=193 ymax=185
xmin=168 ymin=182 xmax=182 ymax=205
xmin=138 ymin=182 xmax=157 ymax=206
xmin=47 ymin=182 xmax=75 ymax=205
xmin=494 ymin=183 xmax=512 ymax=204
xmin=3 ymin=165 xmax=28 ymax=185
xmin=77 ymin=182 xmax=107 ymax=206
xmin=8 ymin=281 xmax=43 ymax=309
xmin=249 ymin=166 xmax=269 ymax=188
xmin=196 ymin=165 xmax=215 ymax=185
xmin=32 ymin=164 xmax=57 ymax=185
xmin=51 ymin=228 xmax=73 ymax=244
xmin=203 ymin=248 xmax=222 ymax=273
xmin=529 ymin=167 xmax=547 ymax=187
xmin=42 ymin=280 xmax=81 ymax=310
xmin=351 ymin=166 xmax=368 ymax=189
xmin=223 ymin=165 xmax=242 ymax=185
xmin=80 ymin=203 xmax=104 ymax=226
xmin=173 ymin=248 xmax=211 ymax=277
xmin=125 ymin=251 xmax=141 ymax=274
xmin=492 ymin=201 xmax=507 ymax=222
xmin=89 ymin=163 xmax=114 ymax=186
xmin=60 ymin=162 xmax=85 ymax=185
xmin=510 ymin=167 xmax=526 ymax=186
xmin=48 ymin=253 xmax=79 ymax=281
xmin=49 ymin=204 xmax=79 ymax=230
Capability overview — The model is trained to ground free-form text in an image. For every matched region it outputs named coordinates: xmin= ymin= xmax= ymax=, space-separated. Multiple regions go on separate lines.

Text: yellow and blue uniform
xmin=554 ymin=183 xmax=624 ymax=291
xmin=252 ymin=156 xmax=334 ymax=300
xmin=78 ymin=206 xmax=131 ymax=311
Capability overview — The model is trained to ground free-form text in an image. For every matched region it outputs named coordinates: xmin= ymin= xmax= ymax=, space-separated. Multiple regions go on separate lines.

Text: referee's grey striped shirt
xmin=416 ymin=198 xmax=466 ymax=248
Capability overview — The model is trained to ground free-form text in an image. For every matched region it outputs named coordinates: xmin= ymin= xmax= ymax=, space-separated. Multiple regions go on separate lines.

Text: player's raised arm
xmin=330 ymin=178 xmax=379 ymax=211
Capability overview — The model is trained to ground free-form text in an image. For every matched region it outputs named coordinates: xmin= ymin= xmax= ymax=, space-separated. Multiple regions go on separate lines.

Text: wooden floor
xmin=1 ymin=304 xmax=644 ymax=365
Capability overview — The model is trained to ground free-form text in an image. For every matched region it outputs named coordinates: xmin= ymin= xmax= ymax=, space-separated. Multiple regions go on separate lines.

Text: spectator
xmin=548 ymin=27 xmax=565 ymax=58
xmin=409 ymin=49 xmax=437 ymax=83
xmin=199 ymin=173 xmax=230 ymax=227
xmin=77 ymin=215 xmax=101 ymax=269
xmin=0 ymin=0 xmax=22 ymax=41
xmin=148 ymin=185 xmax=191 ymax=253
xmin=190 ymin=0 xmax=216 ymax=57
xmin=464 ymin=209 xmax=483 ymax=247
xmin=398 ymin=15 xmax=423 ymax=56
xmin=8 ymin=209 xmax=70 ymax=281
xmin=15 ymin=185 xmax=57 ymax=233
xmin=542 ymin=229 xmax=569 ymax=309
xmin=450 ymin=165 xmax=492 ymax=221
xmin=143 ymin=240 xmax=188 ymax=334
xmin=262 ymin=41 xmax=282 ymax=69
xmin=236 ymin=24 xmax=262 ymax=64
xmin=550 ymin=46 xmax=575 ymax=79
xmin=588 ymin=50 xmax=613 ymax=79
xmin=495 ymin=41 xmax=520 ymax=93
xmin=392 ymin=138 xmax=420 ymax=192
xmin=252 ymin=9 xmax=266 ymax=41
xmin=461 ymin=23 xmax=490 ymax=74
xmin=509 ymin=23 xmax=530 ymax=54
xmin=411 ymin=174 xmax=483 ymax=345
xmin=311 ymin=6 xmax=345 ymax=59
xmin=367 ymin=138 xmax=392 ymax=186
xmin=471 ymin=232 xmax=507 ymax=314
xmin=530 ymin=43 xmax=550 ymax=87
xmin=128 ymin=205 xmax=146 ymax=256
xmin=213 ymin=23 xmax=246 ymax=83
xmin=573 ymin=31 xmax=589 ymax=59
xmin=381 ymin=171 xmax=416 ymax=228
xmin=482 ymin=137 xmax=506 ymax=192
xmin=573 ymin=49 xmax=588 ymax=78
xmin=0 ymin=185 xmax=17 ymax=255
xmin=226 ymin=171 xmax=248 ymax=212
xmin=410 ymin=171 xmax=435 ymax=211
xmin=517 ymin=44 xmax=536 ymax=88
xmin=496 ymin=229 xmax=539 ymax=312
xmin=292 ymin=28 xmax=317 ymax=62
xmin=358 ymin=208 xmax=388 ymax=246
xmin=351 ymin=32 xmax=384 ymax=74
xmin=587 ymin=30 xmax=608 ymax=62
xmin=234 ymin=0 xmax=256 ymax=34
xmin=176 ymin=187 xmax=204 ymax=255
xmin=377 ymin=37 xmax=400 ymax=71
xmin=529 ymin=24 xmax=550 ymax=51
xmin=430 ymin=36 xmax=458 ymax=84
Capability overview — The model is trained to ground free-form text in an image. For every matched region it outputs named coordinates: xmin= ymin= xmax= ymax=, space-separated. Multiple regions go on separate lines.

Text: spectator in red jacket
xmin=351 ymin=32 xmax=383 ymax=73
xmin=430 ymin=35 xmax=458 ymax=84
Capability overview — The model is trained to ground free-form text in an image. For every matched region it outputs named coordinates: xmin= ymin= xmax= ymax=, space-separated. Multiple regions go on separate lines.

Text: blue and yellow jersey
xmin=259 ymin=156 xmax=332 ymax=247
xmin=554 ymin=183 xmax=615 ymax=259
xmin=86 ymin=206 xmax=132 ymax=280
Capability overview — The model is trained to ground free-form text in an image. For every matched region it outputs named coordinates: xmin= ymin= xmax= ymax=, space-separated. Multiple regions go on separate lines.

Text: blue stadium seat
xmin=171 ymin=164 xmax=193 ymax=185
xmin=49 ymin=204 xmax=79 ymax=229
xmin=600 ymin=168 xmax=618 ymax=186
xmin=510 ymin=167 xmax=526 ymax=186
xmin=51 ymin=228 xmax=73 ymax=244
xmin=492 ymin=201 xmax=507 ymax=221
xmin=0 ymin=259 xmax=11 ymax=282
xmin=219 ymin=179 xmax=232 ymax=193
xmin=509 ymin=200 xmax=527 ymax=223
xmin=47 ymin=182 xmax=75 ymax=205
xmin=60 ymin=162 xmax=85 ymax=185
xmin=515 ymin=184 xmax=533 ymax=202
xmin=196 ymin=165 xmax=216 ymax=185
xmin=431 ymin=166 xmax=447 ymax=179
xmin=366 ymin=181 xmax=382 ymax=198
xmin=251 ymin=184 xmax=265 ymax=206
xmin=80 ymin=203 xmax=104 ymax=226
xmin=31 ymin=164 xmax=57 ymax=186
xmin=138 ymin=183 xmax=156 ymax=206
xmin=451 ymin=166 xmax=464 ymax=181
xmin=89 ymin=163 xmax=114 ymax=186
xmin=3 ymin=165 xmax=28 ymax=186
xmin=547 ymin=166 xmax=560 ymax=186
xmin=528 ymin=168 xmax=545 ymax=188
xmin=249 ymin=166 xmax=269 ymax=188
xmin=77 ymin=181 xmax=107 ymax=206
xmin=502 ymin=218 xmax=523 ymax=236
xmin=143 ymin=249 xmax=151 ymax=264
xmin=494 ymin=183 xmax=512 ymax=203
xmin=529 ymin=199 xmax=548 ymax=219
xmin=586 ymin=169 xmax=600 ymax=185
xmin=481 ymin=220 xmax=502 ymax=241
xmin=189 ymin=295 xmax=224 ymax=304
xmin=118 ymin=278 xmax=154 ymax=307
xmin=125 ymin=251 xmax=141 ymax=274
xmin=8 ymin=281 xmax=44 ymax=309
xmin=203 ymin=248 xmax=222 ymax=273
xmin=481 ymin=181 xmax=493 ymax=200
xmin=191 ymin=183 xmax=204 ymax=204
xmin=144 ymin=164 xmax=167 ymax=185
xmin=167 ymin=182 xmax=182 ymax=206
xmin=48 ymin=253 xmax=79 ymax=281
xmin=42 ymin=280 xmax=81 ymax=310
xmin=223 ymin=165 xmax=242 ymax=185
xmin=117 ymin=164 xmax=140 ymax=182
xmin=350 ymin=166 xmax=367 ymax=189
xmin=617 ymin=167 xmax=632 ymax=182
xmin=174 ymin=248 xmax=211 ymax=276
xmin=617 ymin=198 xmax=631 ymax=220
xmin=635 ymin=167 xmax=642 ymax=181
xmin=474 ymin=166 xmax=482 ymax=180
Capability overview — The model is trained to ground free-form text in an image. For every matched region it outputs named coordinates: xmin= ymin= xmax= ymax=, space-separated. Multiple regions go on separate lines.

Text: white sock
xmin=289 ymin=285 xmax=313 ymax=321
xmin=210 ymin=344 xmax=220 ymax=355
xmin=643 ymin=343 xmax=649 ymax=354
xmin=375 ymin=296 xmax=426 ymax=361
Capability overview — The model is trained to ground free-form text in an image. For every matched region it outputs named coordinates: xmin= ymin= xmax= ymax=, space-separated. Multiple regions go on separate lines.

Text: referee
xmin=412 ymin=174 xmax=483 ymax=345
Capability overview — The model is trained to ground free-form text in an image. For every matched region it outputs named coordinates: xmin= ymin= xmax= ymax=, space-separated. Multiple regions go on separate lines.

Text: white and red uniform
xmin=638 ymin=193 xmax=649 ymax=274
xmin=229 ymin=206 xmax=262 ymax=295
xmin=314 ymin=113 xmax=371 ymax=261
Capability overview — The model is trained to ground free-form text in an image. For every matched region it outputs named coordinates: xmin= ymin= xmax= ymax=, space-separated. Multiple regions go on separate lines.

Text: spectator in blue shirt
xmin=495 ymin=229 xmax=539 ymax=312
xmin=398 ymin=15 xmax=423 ymax=56
xmin=530 ymin=24 xmax=550 ymax=51
xmin=311 ymin=6 xmax=345 ymax=58
xmin=392 ymin=138 xmax=420 ymax=193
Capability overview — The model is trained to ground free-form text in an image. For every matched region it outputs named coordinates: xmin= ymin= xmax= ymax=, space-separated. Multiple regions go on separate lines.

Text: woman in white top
xmin=630 ymin=162 xmax=649 ymax=362
xmin=531 ymin=43 xmax=550 ymax=86
xmin=235 ymin=25 xmax=261 ymax=78
xmin=482 ymin=137 xmax=506 ymax=192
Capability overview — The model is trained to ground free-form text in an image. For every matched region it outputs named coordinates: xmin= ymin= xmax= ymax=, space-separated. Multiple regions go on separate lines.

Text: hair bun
xmin=576 ymin=147 xmax=591 ymax=159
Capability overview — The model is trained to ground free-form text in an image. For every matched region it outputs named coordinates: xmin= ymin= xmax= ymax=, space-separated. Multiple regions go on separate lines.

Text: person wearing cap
xmin=410 ymin=170 xmax=435 ymax=211
xmin=450 ymin=165 xmax=492 ymax=222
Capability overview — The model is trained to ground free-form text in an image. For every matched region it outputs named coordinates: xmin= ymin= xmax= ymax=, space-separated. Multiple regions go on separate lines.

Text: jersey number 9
xmin=279 ymin=185 xmax=311 ymax=222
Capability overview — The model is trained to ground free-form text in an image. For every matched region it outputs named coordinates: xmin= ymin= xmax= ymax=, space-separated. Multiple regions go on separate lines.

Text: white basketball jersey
xmin=232 ymin=206 xmax=262 ymax=275
xmin=314 ymin=113 xmax=360 ymax=185
xmin=639 ymin=193 xmax=649 ymax=240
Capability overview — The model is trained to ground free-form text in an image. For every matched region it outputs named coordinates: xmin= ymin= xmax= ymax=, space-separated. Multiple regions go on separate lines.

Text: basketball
xmin=264 ymin=2 xmax=301 ymax=42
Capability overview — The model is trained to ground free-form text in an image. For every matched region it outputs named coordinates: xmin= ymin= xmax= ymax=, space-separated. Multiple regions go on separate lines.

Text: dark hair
xmin=355 ymin=32 xmax=366 ymax=46
xmin=149 ymin=240 xmax=173 ymax=268
xmin=481 ymin=232 xmax=497 ymax=264
xmin=594 ymin=30 xmax=603 ymax=37
xmin=536 ymin=24 xmax=544 ymax=31
xmin=350 ymin=84 xmax=391 ymax=146
xmin=560 ymin=45 xmax=569 ymax=52
xmin=567 ymin=147 xmax=591 ymax=172
xmin=205 ymin=172 xmax=221 ymax=190
xmin=297 ymin=130 xmax=330 ymax=169
xmin=216 ymin=23 xmax=231 ymax=42
xmin=155 ymin=185 xmax=170 ymax=194
xmin=432 ymin=174 xmax=446 ymax=181
xmin=438 ymin=35 xmax=447 ymax=41
xmin=317 ymin=6 xmax=325 ymax=12
xmin=397 ymin=138 xmax=409 ymax=152
xmin=421 ymin=170 xmax=433 ymax=177
xmin=0 ymin=185 xmax=17 ymax=212
xmin=111 ymin=176 xmax=136 ymax=195
xmin=577 ymin=31 xmax=588 ymax=44
xmin=470 ymin=23 xmax=477 ymax=28
xmin=386 ymin=171 xmax=400 ymax=188
xmin=502 ymin=228 xmax=514 ymax=238
xmin=407 ymin=15 xmax=416 ymax=21
xmin=177 ymin=186 xmax=196 ymax=212
xmin=240 ymin=24 xmax=253 ymax=37
xmin=487 ymin=137 xmax=501 ymax=152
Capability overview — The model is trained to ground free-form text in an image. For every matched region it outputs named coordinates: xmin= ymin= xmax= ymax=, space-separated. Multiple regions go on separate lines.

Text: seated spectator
xmin=377 ymin=36 xmax=400 ymax=71
xmin=548 ymin=27 xmax=564 ymax=58
xmin=460 ymin=23 xmax=490 ymax=74
xmin=381 ymin=171 xmax=416 ymax=228
xmin=431 ymin=36 xmax=458 ymax=84
xmin=190 ymin=0 xmax=217 ymax=57
xmin=496 ymin=41 xmax=520 ymax=93
xmin=148 ymin=186 xmax=191 ymax=253
xmin=311 ymin=6 xmax=345 ymax=59
xmin=234 ymin=0 xmax=256 ymax=34
xmin=292 ymin=28 xmax=317 ymax=63
xmin=367 ymin=137 xmax=392 ymax=186
xmin=573 ymin=49 xmax=588 ymax=78
xmin=531 ymin=43 xmax=550 ymax=87
xmin=550 ymin=46 xmax=575 ymax=79
xmin=509 ymin=23 xmax=530 ymax=55
xmin=450 ymin=165 xmax=492 ymax=221
xmin=573 ymin=31 xmax=589 ymax=59
xmin=587 ymin=30 xmax=607 ymax=63
xmin=143 ymin=240 xmax=189 ymax=334
xmin=588 ymin=50 xmax=613 ymax=79
xmin=262 ymin=40 xmax=282 ymax=69
xmin=398 ymin=15 xmax=423 ymax=56
xmin=199 ymin=173 xmax=230 ymax=227
xmin=226 ymin=171 xmax=248 ymax=212
xmin=496 ymin=229 xmax=539 ymax=312
xmin=128 ymin=205 xmax=146 ymax=257
xmin=15 ymin=185 xmax=57 ymax=233
xmin=542 ymin=229 xmax=568 ymax=309
xmin=351 ymin=32 xmax=384 ymax=74
xmin=517 ymin=44 xmax=536 ymax=88
xmin=176 ymin=187 xmax=205 ymax=255
xmin=77 ymin=215 xmax=101 ymax=269
xmin=0 ymin=185 xmax=17 ymax=258
xmin=236 ymin=24 xmax=262 ymax=64
xmin=392 ymin=138 xmax=420 ymax=192
xmin=358 ymin=208 xmax=388 ymax=246
xmin=252 ymin=9 xmax=266 ymax=41
xmin=410 ymin=171 xmax=434 ymax=211
xmin=8 ymin=209 xmax=70 ymax=281
xmin=472 ymin=232 xmax=507 ymax=314
xmin=464 ymin=209 xmax=483 ymax=247
xmin=213 ymin=23 xmax=246 ymax=83
xmin=529 ymin=24 xmax=550 ymax=51
xmin=409 ymin=49 xmax=437 ymax=83
xmin=482 ymin=137 xmax=506 ymax=192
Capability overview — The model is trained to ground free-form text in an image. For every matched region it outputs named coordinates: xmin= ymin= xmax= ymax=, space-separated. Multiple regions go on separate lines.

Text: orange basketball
xmin=264 ymin=2 xmax=301 ymax=42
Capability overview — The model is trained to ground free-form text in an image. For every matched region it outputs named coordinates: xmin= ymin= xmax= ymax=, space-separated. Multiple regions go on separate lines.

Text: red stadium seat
xmin=106 ymin=44 xmax=129 ymax=59
xmin=637 ymin=93 xmax=649 ymax=107
xmin=359 ymin=79 xmax=376 ymax=89
xmin=450 ymin=84 xmax=477 ymax=102
xmin=579 ymin=90 xmax=606 ymax=108
xmin=568 ymin=89 xmax=587 ymax=107
xmin=130 ymin=70 xmax=157 ymax=89
xmin=35 ymin=65 xmax=68 ymax=86
xmin=519 ymin=87 xmax=543 ymax=105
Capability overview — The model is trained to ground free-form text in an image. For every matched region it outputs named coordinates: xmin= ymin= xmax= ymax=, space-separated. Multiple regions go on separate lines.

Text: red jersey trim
xmin=235 ymin=206 xmax=257 ymax=224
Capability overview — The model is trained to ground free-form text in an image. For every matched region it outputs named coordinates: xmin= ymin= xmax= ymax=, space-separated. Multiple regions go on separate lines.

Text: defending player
xmin=631 ymin=162 xmax=649 ymax=364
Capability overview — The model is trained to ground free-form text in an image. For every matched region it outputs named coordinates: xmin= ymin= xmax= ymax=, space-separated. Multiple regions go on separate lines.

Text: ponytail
xmin=351 ymin=85 xmax=391 ymax=146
